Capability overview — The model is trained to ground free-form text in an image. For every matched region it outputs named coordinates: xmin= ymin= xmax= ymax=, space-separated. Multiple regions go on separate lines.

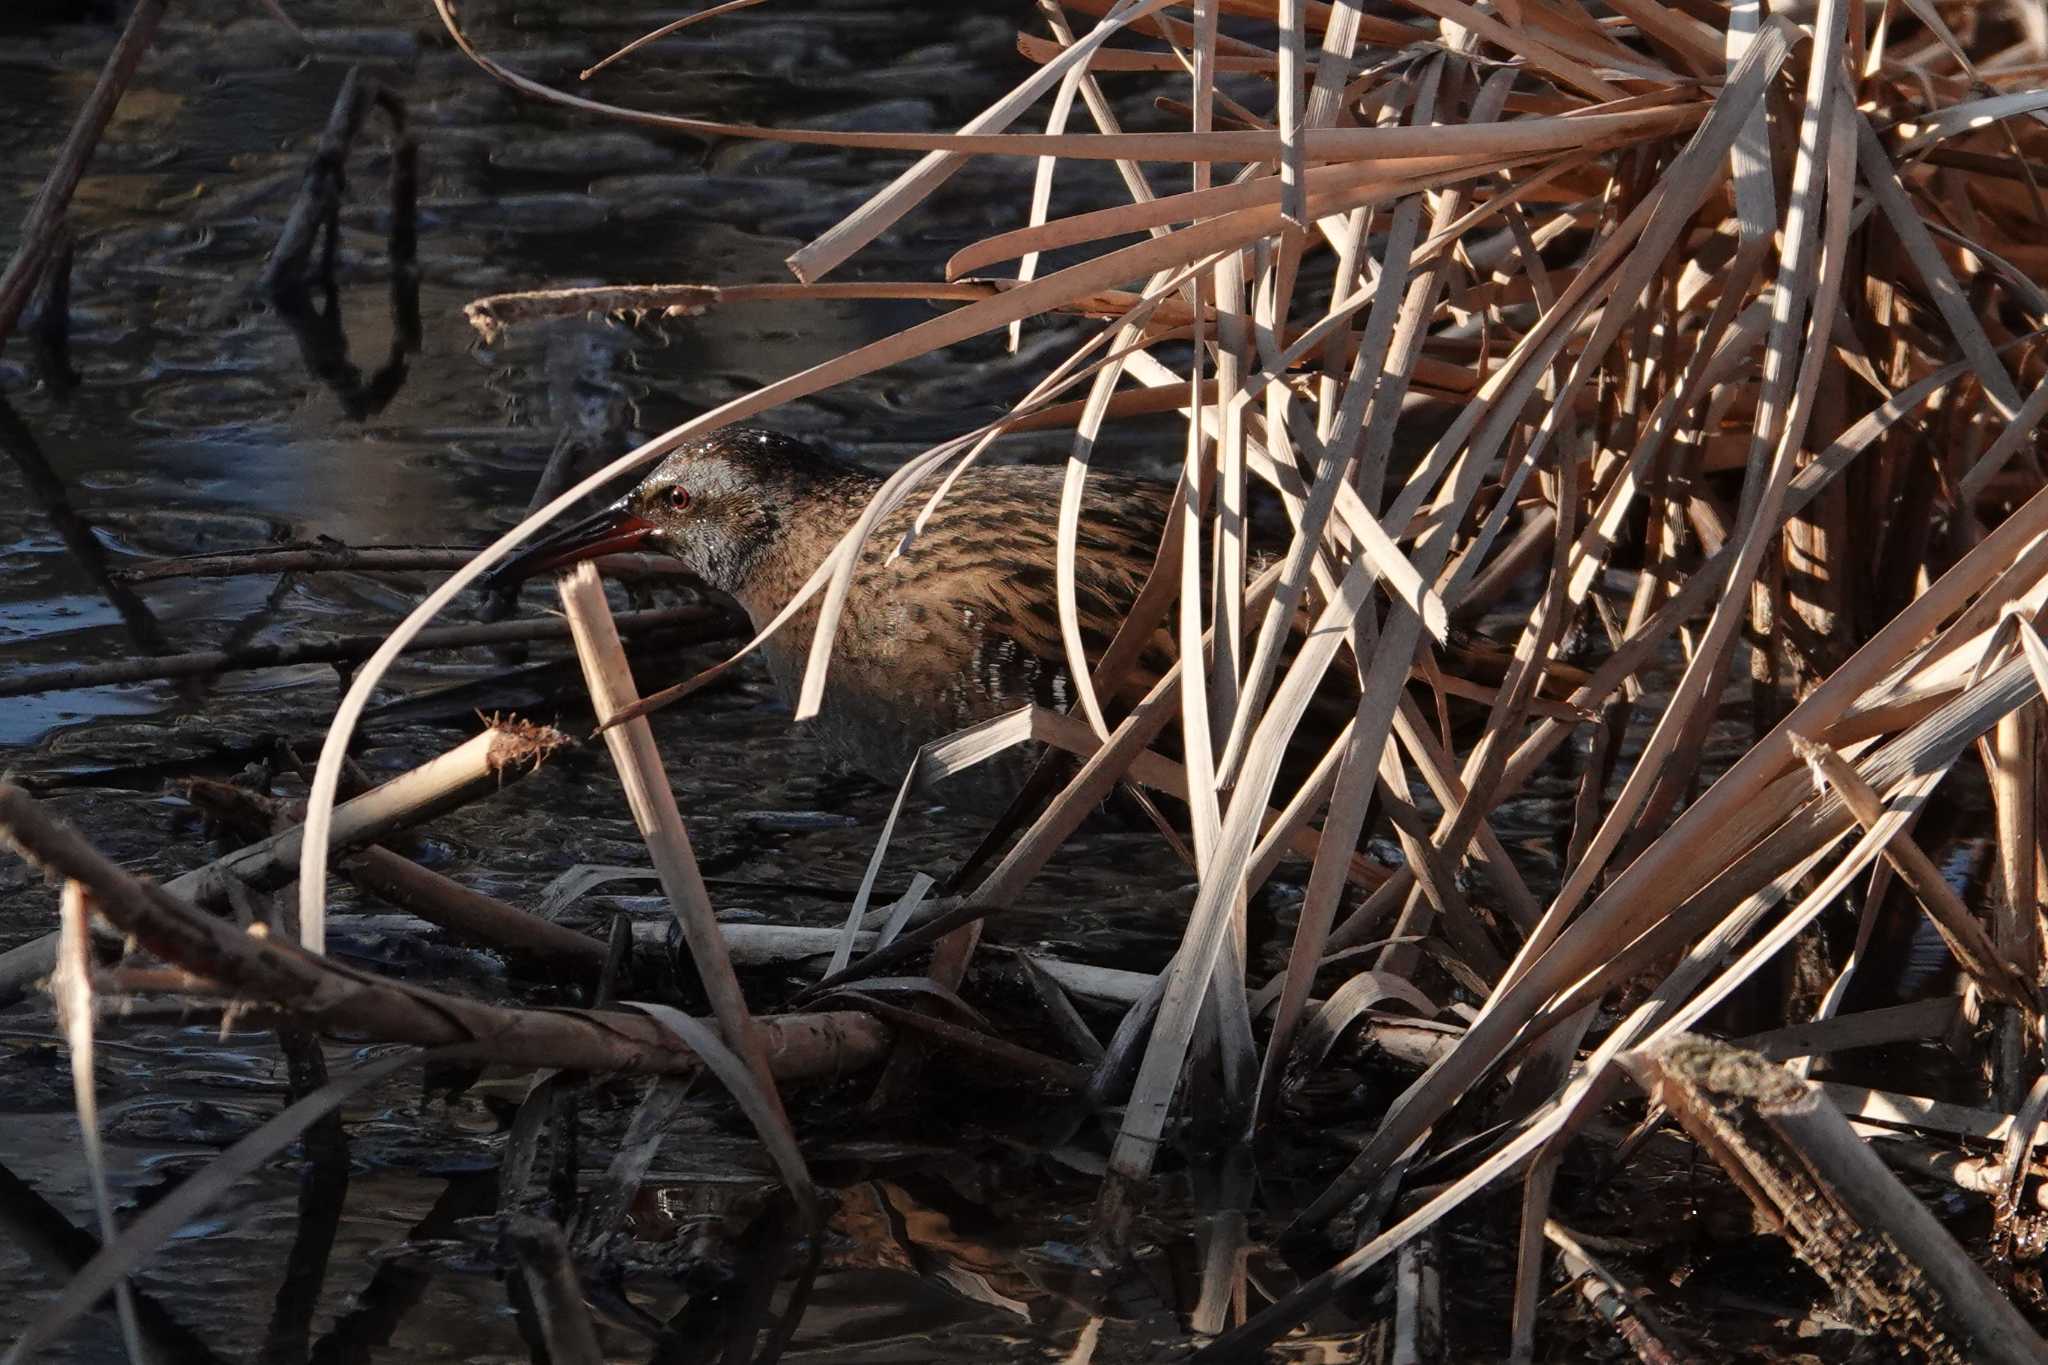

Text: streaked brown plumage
xmin=495 ymin=427 xmax=1188 ymax=808
xmin=495 ymin=425 xmax=1591 ymax=843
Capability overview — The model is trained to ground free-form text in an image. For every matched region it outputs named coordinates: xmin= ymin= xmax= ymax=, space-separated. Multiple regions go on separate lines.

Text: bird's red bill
xmin=491 ymin=502 xmax=658 ymax=586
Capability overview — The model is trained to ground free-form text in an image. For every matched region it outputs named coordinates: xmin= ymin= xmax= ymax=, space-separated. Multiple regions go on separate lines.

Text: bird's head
xmin=489 ymin=427 xmax=845 ymax=595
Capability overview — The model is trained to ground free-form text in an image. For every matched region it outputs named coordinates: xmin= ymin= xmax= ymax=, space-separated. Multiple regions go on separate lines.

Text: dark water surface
xmin=0 ymin=3 xmax=1413 ymax=1361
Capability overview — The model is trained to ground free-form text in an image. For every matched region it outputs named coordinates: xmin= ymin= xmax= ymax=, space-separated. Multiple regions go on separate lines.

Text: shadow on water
xmin=0 ymin=396 xmax=169 ymax=660
xmin=0 ymin=1157 xmax=225 ymax=1363
xmin=257 ymin=1024 xmax=348 ymax=1365
xmin=302 ymin=1173 xmax=500 ymax=1365
xmin=264 ymin=65 xmax=422 ymax=422
xmin=271 ymin=276 xmax=418 ymax=423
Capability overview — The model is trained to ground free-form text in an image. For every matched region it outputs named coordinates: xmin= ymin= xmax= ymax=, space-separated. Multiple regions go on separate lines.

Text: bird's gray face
xmin=623 ymin=455 xmax=782 ymax=594
xmin=489 ymin=430 xmax=826 ymax=596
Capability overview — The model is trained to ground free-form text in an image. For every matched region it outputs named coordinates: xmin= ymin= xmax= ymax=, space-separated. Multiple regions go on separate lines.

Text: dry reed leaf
xmin=52 ymin=882 xmax=144 ymax=1365
xmin=1010 ymin=17 xmax=1090 ymax=356
xmin=1054 ymin=300 xmax=1178 ymax=741
xmin=942 ymin=120 xmax=1686 ymax=280
xmin=831 ymin=707 xmax=1041 ymax=975
xmin=1015 ymin=31 xmax=1291 ymax=75
xmin=559 ymin=564 xmax=791 ymax=1134
xmin=578 ymin=0 xmax=768 ymax=79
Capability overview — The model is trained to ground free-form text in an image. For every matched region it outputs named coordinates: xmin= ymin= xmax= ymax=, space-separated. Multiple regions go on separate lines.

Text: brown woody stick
xmin=1623 ymin=1037 xmax=2046 ymax=1364
xmin=0 ymin=783 xmax=889 ymax=1083
xmin=347 ymin=848 xmax=612 ymax=970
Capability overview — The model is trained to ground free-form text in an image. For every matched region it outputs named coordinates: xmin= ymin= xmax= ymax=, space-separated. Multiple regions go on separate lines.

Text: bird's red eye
xmin=668 ymin=486 xmax=692 ymax=510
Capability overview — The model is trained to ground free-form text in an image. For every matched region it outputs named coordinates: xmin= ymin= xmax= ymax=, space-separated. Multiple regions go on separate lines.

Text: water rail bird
xmin=491 ymin=427 xmax=1190 ymax=809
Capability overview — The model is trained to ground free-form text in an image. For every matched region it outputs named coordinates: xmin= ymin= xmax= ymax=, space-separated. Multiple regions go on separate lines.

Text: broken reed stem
xmin=347 ymin=846 xmax=615 ymax=971
xmin=556 ymin=562 xmax=789 ymax=1125
xmin=0 ymin=782 xmax=890 ymax=1081
xmin=0 ymin=720 xmax=566 ymax=1003
xmin=221 ymin=723 xmax=564 ymax=905
xmin=462 ymin=279 xmax=1175 ymax=344
xmin=1622 ymin=1036 xmax=2046 ymax=1364
xmin=0 ymin=604 xmax=742 ymax=700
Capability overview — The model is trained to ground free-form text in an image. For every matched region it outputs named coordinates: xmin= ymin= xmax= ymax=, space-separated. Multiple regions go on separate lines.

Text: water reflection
xmin=0 ymin=395 xmax=168 ymax=659
xmin=271 ymin=278 xmax=417 ymax=422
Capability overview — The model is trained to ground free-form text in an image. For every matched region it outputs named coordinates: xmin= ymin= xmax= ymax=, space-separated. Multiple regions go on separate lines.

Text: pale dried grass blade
xmin=559 ymin=563 xmax=789 ymax=1132
xmin=1276 ymin=0 xmax=1310 ymax=227
xmin=1010 ymin=24 xmax=1088 ymax=354
xmin=1851 ymin=113 xmax=2022 ymax=417
xmin=1398 ymin=0 xmax=1628 ymax=99
xmin=53 ymin=882 xmax=144 ymax=1365
xmin=1789 ymin=734 xmax=2038 ymax=1008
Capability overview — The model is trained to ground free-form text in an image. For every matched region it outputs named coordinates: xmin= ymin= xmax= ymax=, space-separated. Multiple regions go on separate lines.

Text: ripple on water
xmin=488 ymin=129 xmax=680 ymax=175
